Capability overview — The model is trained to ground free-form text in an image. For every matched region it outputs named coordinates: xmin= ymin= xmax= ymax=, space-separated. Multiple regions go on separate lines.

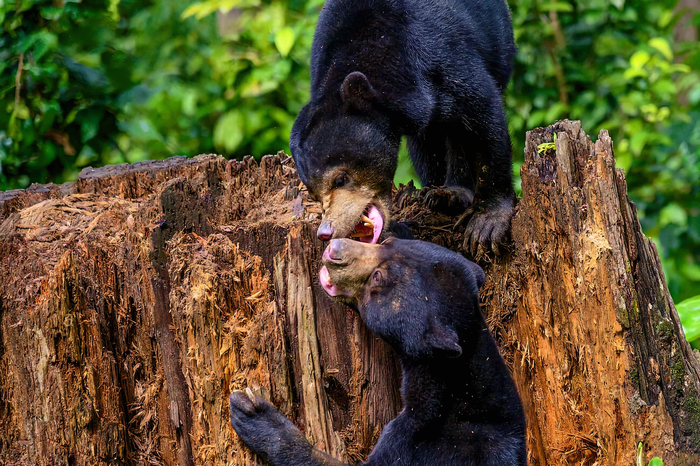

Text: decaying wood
xmin=1 ymin=121 xmax=698 ymax=465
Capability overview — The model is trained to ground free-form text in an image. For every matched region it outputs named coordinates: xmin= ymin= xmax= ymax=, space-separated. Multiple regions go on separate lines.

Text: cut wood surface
xmin=1 ymin=121 xmax=698 ymax=465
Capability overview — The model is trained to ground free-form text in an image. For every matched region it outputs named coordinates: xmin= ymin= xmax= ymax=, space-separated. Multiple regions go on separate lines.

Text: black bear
xmin=229 ymin=238 xmax=526 ymax=465
xmin=290 ymin=0 xmax=517 ymax=254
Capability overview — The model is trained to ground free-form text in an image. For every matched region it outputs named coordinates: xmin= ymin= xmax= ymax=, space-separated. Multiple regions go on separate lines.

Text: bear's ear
xmin=341 ymin=72 xmax=376 ymax=108
xmin=424 ymin=316 xmax=462 ymax=358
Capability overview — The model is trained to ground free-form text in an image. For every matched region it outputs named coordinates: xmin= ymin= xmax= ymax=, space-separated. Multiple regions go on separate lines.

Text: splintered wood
xmin=2 ymin=122 xmax=699 ymax=465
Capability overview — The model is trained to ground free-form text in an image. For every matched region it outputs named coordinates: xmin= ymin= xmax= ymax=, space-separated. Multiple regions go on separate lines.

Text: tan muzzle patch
xmin=319 ymin=239 xmax=384 ymax=298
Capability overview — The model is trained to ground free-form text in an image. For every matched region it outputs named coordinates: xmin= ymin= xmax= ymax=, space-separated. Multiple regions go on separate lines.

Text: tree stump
xmin=1 ymin=121 xmax=698 ymax=465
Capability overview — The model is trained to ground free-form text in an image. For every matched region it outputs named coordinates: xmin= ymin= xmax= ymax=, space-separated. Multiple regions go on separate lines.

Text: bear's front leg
xmin=229 ymin=389 xmax=347 ymax=466
xmin=453 ymin=88 xmax=516 ymax=257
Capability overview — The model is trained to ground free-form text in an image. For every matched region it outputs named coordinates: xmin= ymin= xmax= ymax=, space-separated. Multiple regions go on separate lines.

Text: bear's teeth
xmin=361 ymin=215 xmax=374 ymax=228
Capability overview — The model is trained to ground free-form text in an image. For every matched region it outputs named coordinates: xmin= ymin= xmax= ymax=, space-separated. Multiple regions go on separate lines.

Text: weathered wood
xmin=1 ymin=121 xmax=698 ymax=465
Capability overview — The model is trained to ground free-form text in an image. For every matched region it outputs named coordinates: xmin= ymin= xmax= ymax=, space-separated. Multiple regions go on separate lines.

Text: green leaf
xmin=31 ymin=31 xmax=58 ymax=61
xmin=648 ymin=457 xmax=663 ymax=466
xmin=181 ymin=2 xmax=216 ymax=20
xmin=16 ymin=0 xmax=34 ymax=14
xmin=81 ymin=119 xmax=100 ymax=144
xmin=668 ymin=64 xmax=690 ymax=74
xmin=182 ymin=0 xmax=259 ymax=19
xmin=630 ymin=50 xmax=650 ymax=69
xmin=39 ymin=6 xmax=64 ymax=21
xmin=79 ymin=107 xmax=104 ymax=144
xmin=624 ymin=68 xmax=648 ymax=79
xmin=182 ymin=91 xmax=198 ymax=116
xmin=649 ymin=38 xmax=672 ymax=61
xmin=214 ymin=110 xmax=245 ymax=153
xmin=75 ymin=145 xmax=98 ymax=167
xmin=39 ymin=103 xmax=60 ymax=134
xmin=218 ymin=0 xmax=261 ymax=12
xmin=659 ymin=204 xmax=687 ymax=228
xmin=677 ymin=296 xmax=700 ymax=344
xmin=274 ymin=27 xmax=296 ymax=58
xmin=615 ymin=149 xmax=632 ymax=173
xmin=182 ymin=3 xmax=207 ymax=19
xmin=109 ymin=0 xmax=120 ymax=22
xmin=651 ymin=79 xmax=676 ymax=96
xmin=681 ymin=263 xmax=700 ymax=282
xmin=545 ymin=102 xmax=568 ymax=123
xmin=690 ymin=85 xmax=700 ymax=106
xmin=629 ymin=132 xmax=647 ymax=156
xmin=13 ymin=102 xmax=30 ymax=120
xmin=538 ymin=2 xmax=574 ymax=12
xmin=611 ymin=0 xmax=625 ymax=9
xmin=659 ymin=10 xmax=673 ymax=28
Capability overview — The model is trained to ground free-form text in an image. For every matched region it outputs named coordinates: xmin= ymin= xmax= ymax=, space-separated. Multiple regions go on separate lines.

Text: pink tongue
xmin=319 ymin=266 xmax=347 ymax=297
xmin=360 ymin=205 xmax=383 ymax=244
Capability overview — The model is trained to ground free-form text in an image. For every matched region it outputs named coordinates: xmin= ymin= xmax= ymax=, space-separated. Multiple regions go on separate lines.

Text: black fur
xmin=290 ymin=0 xmax=517 ymax=253
xmin=229 ymin=239 xmax=526 ymax=465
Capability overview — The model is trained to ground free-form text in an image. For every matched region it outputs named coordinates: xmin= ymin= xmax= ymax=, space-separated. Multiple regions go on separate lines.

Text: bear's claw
xmin=462 ymin=197 xmax=514 ymax=257
xmin=229 ymin=390 xmax=258 ymax=416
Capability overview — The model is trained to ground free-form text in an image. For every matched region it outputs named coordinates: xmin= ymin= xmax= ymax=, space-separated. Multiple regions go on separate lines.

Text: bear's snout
xmin=320 ymin=239 xmax=384 ymax=299
xmin=322 ymin=238 xmax=377 ymax=266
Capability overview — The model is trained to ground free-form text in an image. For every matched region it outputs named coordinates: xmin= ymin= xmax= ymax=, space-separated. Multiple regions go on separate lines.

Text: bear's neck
xmin=398 ymin=324 xmax=519 ymax=429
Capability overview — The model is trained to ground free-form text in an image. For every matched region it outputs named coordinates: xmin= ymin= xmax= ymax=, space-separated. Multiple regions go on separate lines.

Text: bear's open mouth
xmin=319 ymin=265 xmax=350 ymax=297
xmin=348 ymin=204 xmax=383 ymax=244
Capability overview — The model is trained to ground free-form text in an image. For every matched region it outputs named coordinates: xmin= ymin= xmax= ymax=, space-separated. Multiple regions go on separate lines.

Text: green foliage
xmin=678 ymin=295 xmax=700 ymax=349
xmin=1 ymin=0 xmax=698 ymax=302
xmin=0 ymin=0 xmax=322 ymax=186
xmin=0 ymin=0 xmax=126 ymax=187
xmin=506 ymin=0 xmax=700 ymax=301
xmin=172 ymin=0 xmax=323 ymax=157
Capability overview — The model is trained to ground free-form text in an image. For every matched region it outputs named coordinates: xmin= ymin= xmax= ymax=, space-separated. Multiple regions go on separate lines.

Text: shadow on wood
xmin=1 ymin=121 xmax=698 ymax=465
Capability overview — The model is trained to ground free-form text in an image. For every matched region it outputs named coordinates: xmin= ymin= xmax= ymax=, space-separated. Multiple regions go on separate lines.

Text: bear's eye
xmin=372 ymin=270 xmax=383 ymax=286
xmin=332 ymin=174 xmax=348 ymax=189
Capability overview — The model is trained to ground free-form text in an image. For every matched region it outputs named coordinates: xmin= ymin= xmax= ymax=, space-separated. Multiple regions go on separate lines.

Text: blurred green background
xmin=1 ymin=0 xmax=699 ymax=325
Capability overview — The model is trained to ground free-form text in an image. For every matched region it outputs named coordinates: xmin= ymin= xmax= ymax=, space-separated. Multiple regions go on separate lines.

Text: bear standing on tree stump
xmin=290 ymin=0 xmax=517 ymax=254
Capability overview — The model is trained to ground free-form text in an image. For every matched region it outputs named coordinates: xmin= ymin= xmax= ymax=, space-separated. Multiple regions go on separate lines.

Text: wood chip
xmin=245 ymin=290 xmax=264 ymax=301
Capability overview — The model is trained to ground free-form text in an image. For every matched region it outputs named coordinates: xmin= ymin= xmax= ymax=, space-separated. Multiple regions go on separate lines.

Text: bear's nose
xmin=328 ymin=239 xmax=343 ymax=261
xmin=317 ymin=222 xmax=335 ymax=241
xmin=323 ymin=239 xmax=347 ymax=264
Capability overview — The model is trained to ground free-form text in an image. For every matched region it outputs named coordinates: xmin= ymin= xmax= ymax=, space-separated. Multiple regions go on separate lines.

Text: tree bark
xmin=1 ymin=121 xmax=698 ymax=465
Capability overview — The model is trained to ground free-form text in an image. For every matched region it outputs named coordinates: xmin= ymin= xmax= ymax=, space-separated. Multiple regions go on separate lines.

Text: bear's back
xmin=310 ymin=0 xmax=515 ymax=96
